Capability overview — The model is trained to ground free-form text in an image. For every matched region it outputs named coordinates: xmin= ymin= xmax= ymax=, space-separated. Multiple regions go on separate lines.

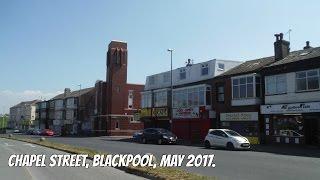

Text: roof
xmin=219 ymin=56 xmax=275 ymax=77
xmin=219 ymin=46 xmax=320 ymax=77
xmin=11 ymin=100 xmax=41 ymax=108
xmin=51 ymin=87 xmax=94 ymax=100
xmin=267 ymin=46 xmax=320 ymax=67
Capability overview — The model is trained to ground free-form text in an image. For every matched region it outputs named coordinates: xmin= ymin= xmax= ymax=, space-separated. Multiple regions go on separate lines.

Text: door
xmin=209 ymin=130 xmax=225 ymax=146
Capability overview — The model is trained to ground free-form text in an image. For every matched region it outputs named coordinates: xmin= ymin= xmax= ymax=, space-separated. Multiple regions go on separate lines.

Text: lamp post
xmin=167 ymin=49 xmax=173 ymax=129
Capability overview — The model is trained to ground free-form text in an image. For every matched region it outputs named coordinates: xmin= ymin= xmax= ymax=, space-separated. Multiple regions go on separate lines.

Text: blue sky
xmin=1 ymin=0 xmax=320 ymax=113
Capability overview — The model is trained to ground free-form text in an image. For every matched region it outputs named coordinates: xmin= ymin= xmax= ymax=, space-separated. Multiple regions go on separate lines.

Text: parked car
xmin=41 ymin=129 xmax=54 ymax=136
xmin=132 ymin=130 xmax=143 ymax=141
xmin=26 ymin=129 xmax=34 ymax=135
xmin=32 ymin=129 xmax=42 ymax=135
xmin=140 ymin=128 xmax=177 ymax=145
xmin=13 ymin=129 xmax=20 ymax=133
xmin=204 ymin=129 xmax=250 ymax=150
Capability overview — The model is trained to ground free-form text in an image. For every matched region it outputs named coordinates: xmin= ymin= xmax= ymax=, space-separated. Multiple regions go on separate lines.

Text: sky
xmin=1 ymin=0 xmax=320 ymax=113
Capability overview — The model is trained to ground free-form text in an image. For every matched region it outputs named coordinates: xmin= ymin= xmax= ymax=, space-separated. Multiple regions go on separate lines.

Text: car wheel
xmin=204 ymin=141 xmax=211 ymax=149
xmin=142 ymin=138 xmax=147 ymax=144
xmin=157 ymin=139 xmax=162 ymax=145
xmin=226 ymin=142 xmax=235 ymax=150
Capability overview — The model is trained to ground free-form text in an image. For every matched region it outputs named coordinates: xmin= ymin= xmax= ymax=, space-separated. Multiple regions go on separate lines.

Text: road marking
xmin=4 ymin=142 xmax=14 ymax=146
xmin=23 ymin=143 xmax=36 ymax=148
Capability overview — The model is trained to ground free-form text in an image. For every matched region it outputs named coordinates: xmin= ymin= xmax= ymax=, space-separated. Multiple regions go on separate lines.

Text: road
xmin=15 ymin=135 xmax=320 ymax=180
xmin=0 ymin=138 xmax=145 ymax=180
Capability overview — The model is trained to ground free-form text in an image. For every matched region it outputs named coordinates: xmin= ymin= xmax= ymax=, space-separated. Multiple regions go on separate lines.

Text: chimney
xmin=303 ymin=41 xmax=312 ymax=50
xmin=64 ymin=88 xmax=71 ymax=97
xmin=186 ymin=59 xmax=193 ymax=67
xmin=274 ymin=33 xmax=290 ymax=61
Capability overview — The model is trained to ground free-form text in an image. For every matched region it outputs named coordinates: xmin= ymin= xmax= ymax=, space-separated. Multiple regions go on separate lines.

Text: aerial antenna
xmin=285 ymin=29 xmax=292 ymax=41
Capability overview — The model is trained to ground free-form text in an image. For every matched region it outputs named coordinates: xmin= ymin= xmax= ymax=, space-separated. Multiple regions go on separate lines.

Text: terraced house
xmin=9 ymin=100 xmax=40 ymax=130
xmin=36 ymin=87 xmax=95 ymax=135
xmin=261 ymin=39 xmax=320 ymax=146
xmin=141 ymin=58 xmax=242 ymax=142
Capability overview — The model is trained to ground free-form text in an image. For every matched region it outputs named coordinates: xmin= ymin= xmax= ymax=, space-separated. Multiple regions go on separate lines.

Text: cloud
xmin=0 ymin=90 xmax=63 ymax=114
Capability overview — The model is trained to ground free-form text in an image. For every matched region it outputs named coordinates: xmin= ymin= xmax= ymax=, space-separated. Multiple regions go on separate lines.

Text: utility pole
xmin=167 ymin=49 xmax=174 ymax=130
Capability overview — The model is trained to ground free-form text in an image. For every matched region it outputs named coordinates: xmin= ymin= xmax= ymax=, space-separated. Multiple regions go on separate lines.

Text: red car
xmin=41 ymin=129 xmax=54 ymax=136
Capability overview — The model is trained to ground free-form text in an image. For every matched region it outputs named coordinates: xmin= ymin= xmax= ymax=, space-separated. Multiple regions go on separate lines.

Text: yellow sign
xmin=152 ymin=108 xmax=168 ymax=117
xmin=140 ymin=108 xmax=152 ymax=117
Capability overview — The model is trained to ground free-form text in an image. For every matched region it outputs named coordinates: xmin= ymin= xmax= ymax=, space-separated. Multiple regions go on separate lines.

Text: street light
xmin=167 ymin=49 xmax=173 ymax=129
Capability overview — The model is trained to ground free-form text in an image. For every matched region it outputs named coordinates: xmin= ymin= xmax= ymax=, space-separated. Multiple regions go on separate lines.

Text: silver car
xmin=204 ymin=129 xmax=250 ymax=150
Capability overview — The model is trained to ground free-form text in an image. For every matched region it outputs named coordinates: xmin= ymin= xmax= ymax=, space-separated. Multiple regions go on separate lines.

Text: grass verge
xmin=1 ymin=135 xmax=214 ymax=180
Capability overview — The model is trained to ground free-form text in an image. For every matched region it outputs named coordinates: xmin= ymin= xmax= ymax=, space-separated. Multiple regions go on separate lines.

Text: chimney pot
xmin=303 ymin=41 xmax=312 ymax=50
xmin=279 ymin=33 xmax=284 ymax=40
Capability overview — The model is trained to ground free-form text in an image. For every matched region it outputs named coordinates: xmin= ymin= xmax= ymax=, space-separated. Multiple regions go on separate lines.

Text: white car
xmin=204 ymin=129 xmax=250 ymax=150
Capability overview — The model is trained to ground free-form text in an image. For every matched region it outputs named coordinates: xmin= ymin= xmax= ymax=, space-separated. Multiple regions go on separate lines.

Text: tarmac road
xmin=0 ymin=138 xmax=145 ymax=180
xmin=28 ymin=135 xmax=320 ymax=180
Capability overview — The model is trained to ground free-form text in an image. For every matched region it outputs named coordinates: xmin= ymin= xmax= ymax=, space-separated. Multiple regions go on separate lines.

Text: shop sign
xmin=261 ymin=102 xmax=320 ymax=114
xmin=140 ymin=108 xmax=152 ymax=117
xmin=152 ymin=108 xmax=168 ymax=117
xmin=173 ymin=107 xmax=199 ymax=119
xmin=220 ymin=112 xmax=258 ymax=121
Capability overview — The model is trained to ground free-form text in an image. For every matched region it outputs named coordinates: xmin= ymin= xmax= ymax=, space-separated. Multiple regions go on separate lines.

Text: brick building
xmin=98 ymin=41 xmax=144 ymax=136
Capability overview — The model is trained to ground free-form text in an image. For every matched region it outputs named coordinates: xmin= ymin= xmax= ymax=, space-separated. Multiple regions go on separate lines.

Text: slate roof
xmin=11 ymin=100 xmax=41 ymax=108
xmin=219 ymin=46 xmax=320 ymax=77
xmin=51 ymin=87 xmax=94 ymax=100
xmin=218 ymin=56 xmax=275 ymax=77
xmin=267 ymin=46 xmax=320 ymax=67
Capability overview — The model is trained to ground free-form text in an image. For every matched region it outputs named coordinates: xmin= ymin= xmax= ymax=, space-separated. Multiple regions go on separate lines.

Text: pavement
xmin=0 ymin=138 xmax=145 ymax=180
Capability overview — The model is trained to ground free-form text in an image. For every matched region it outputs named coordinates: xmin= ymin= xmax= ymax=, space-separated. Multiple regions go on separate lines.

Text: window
xmin=217 ymin=84 xmax=225 ymax=102
xmin=154 ymin=90 xmax=167 ymax=107
xmin=141 ymin=92 xmax=152 ymax=108
xmin=128 ymin=90 xmax=133 ymax=109
xmin=173 ymin=85 xmax=210 ymax=108
xmin=179 ymin=68 xmax=186 ymax=80
xmin=115 ymin=121 xmax=119 ymax=129
xmin=149 ymin=76 xmax=155 ymax=85
xmin=218 ymin=63 xmax=225 ymax=71
xmin=163 ymin=72 xmax=170 ymax=83
xmin=201 ymin=63 xmax=209 ymax=76
xmin=296 ymin=69 xmax=320 ymax=91
xmin=232 ymin=75 xmax=259 ymax=99
xmin=265 ymin=74 xmax=286 ymax=95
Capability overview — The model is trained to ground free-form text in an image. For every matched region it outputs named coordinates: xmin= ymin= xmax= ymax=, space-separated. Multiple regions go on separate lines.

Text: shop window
xmin=141 ymin=92 xmax=152 ymax=108
xmin=265 ymin=74 xmax=286 ymax=95
xmin=201 ymin=63 xmax=209 ymax=76
xmin=272 ymin=116 xmax=304 ymax=137
xmin=296 ymin=69 xmax=320 ymax=91
xmin=179 ymin=68 xmax=186 ymax=80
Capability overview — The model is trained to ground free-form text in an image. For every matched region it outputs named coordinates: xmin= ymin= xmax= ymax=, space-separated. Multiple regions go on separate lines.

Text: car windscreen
xmin=225 ymin=130 xmax=241 ymax=137
xmin=158 ymin=129 xmax=173 ymax=135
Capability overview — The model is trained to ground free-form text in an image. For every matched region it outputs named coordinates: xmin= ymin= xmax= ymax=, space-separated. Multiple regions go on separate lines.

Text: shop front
xmin=172 ymin=106 xmax=212 ymax=142
xmin=152 ymin=107 xmax=170 ymax=130
xmin=261 ymin=102 xmax=320 ymax=146
xmin=219 ymin=112 xmax=260 ymax=144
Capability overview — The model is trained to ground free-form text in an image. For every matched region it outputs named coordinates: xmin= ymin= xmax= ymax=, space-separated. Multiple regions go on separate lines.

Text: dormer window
xmin=149 ymin=76 xmax=155 ymax=85
xmin=201 ymin=63 xmax=209 ymax=76
xmin=218 ymin=63 xmax=225 ymax=71
xmin=163 ymin=72 xmax=170 ymax=83
xmin=180 ymin=68 xmax=186 ymax=80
